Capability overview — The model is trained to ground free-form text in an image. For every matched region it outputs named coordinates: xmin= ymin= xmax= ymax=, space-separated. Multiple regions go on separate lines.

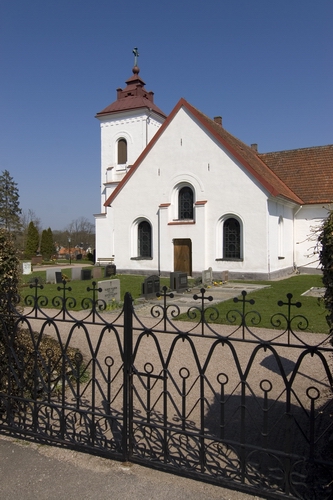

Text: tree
xmin=25 ymin=221 xmax=39 ymax=258
xmin=0 ymin=170 xmax=22 ymax=234
xmin=318 ymin=209 xmax=333 ymax=338
xmin=0 ymin=228 xmax=20 ymax=337
xmin=17 ymin=208 xmax=42 ymax=255
xmin=40 ymin=227 xmax=55 ymax=260
xmin=65 ymin=217 xmax=95 ymax=249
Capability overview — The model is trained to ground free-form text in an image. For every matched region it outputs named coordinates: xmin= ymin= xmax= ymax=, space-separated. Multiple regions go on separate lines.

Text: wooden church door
xmin=173 ymin=239 xmax=192 ymax=275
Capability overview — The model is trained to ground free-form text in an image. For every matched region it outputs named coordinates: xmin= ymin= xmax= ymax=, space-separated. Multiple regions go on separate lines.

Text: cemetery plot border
xmin=0 ymin=283 xmax=332 ymax=500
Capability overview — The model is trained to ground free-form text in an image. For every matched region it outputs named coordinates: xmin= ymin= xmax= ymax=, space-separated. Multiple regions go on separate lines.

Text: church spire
xmin=96 ymin=48 xmax=166 ymax=119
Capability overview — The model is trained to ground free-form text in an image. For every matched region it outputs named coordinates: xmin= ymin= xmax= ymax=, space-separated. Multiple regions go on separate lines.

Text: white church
xmin=94 ymin=55 xmax=333 ymax=280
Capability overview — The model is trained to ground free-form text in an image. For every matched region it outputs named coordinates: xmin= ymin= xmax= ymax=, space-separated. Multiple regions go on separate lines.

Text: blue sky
xmin=1 ymin=0 xmax=332 ymax=230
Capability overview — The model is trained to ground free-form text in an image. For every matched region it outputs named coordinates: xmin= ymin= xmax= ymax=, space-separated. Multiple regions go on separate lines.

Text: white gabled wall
xmin=107 ymin=106 xmax=278 ymax=277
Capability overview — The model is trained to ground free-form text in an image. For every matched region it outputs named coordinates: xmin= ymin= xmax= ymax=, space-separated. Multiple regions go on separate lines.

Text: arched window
xmin=118 ymin=138 xmax=127 ymax=164
xmin=178 ymin=186 xmax=193 ymax=219
xmin=223 ymin=218 xmax=241 ymax=259
xmin=138 ymin=220 xmax=152 ymax=258
xmin=278 ymin=216 xmax=284 ymax=258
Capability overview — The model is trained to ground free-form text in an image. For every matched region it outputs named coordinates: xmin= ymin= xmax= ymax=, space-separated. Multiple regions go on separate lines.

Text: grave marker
xmin=142 ymin=275 xmax=160 ymax=298
xmin=22 ymin=262 xmax=32 ymax=275
xmin=71 ymin=267 xmax=82 ymax=281
xmin=98 ymin=279 xmax=121 ymax=304
xmin=46 ymin=268 xmax=59 ymax=284
xmin=202 ymin=267 xmax=213 ymax=285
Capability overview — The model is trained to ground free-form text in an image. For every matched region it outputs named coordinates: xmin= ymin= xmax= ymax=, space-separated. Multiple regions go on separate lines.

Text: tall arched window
xmin=118 ymin=138 xmax=127 ymax=164
xmin=223 ymin=218 xmax=241 ymax=259
xmin=138 ymin=221 xmax=152 ymax=257
xmin=278 ymin=216 xmax=284 ymax=258
xmin=178 ymin=186 xmax=193 ymax=219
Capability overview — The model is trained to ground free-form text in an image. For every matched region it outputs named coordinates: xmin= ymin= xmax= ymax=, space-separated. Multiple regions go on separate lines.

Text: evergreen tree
xmin=0 ymin=170 xmax=22 ymax=234
xmin=25 ymin=221 xmax=39 ymax=258
xmin=40 ymin=227 xmax=54 ymax=260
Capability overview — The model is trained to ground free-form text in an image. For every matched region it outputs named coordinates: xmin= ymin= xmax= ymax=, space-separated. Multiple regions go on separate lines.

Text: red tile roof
xmin=104 ymin=98 xmax=303 ymax=207
xmin=96 ymin=66 xmax=166 ymax=119
xmin=259 ymin=145 xmax=333 ymax=204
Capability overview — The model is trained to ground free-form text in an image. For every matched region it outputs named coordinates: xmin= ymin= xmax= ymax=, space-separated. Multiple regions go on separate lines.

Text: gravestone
xmin=221 ymin=270 xmax=229 ymax=282
xmin=142 ymin=275 xmax=160 ymax=298
xmin=31 ymin=256 xmax=43 ymax=265
xmin=55 ymin=272 xmax=63 ymax=284
xmin=202 ymin=267 xmax=213 ymax=285
xmin=71 ymin=267 xmax=82 ymax=281
xmin=46 ymin=267 xmax=59 ymax=284
xmin=81 ymin=269 xmax=92 ymax=280
xmin=105 ymin=264 xmax=116 ymax=277
xmin=170 ymin=272 xmax=188 ymax=292
xmin=98 ymin=279 xmax=120 ymax=304
xmin=92 ymin=267 xmax=102 ymax=280
xmin=22 ymin=262 xmax=32 ymax=275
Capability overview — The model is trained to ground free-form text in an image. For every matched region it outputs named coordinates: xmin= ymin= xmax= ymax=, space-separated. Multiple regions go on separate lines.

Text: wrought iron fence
xmin=0 ymin=280 xmax=332 ymax=500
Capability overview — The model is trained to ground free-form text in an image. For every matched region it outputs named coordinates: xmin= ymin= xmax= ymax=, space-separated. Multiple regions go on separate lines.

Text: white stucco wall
xmin=95 ymin=105 xmax=326 ymax=279
xmin=294 ymin=204 xmax=331 ymax=270
xmin=267 ymin=199 xmax=295 ymax=274
xmin=97 ymin=109 xmax=164 ymax=211
xmin=103 ymin=107 xmax=286 ymax=277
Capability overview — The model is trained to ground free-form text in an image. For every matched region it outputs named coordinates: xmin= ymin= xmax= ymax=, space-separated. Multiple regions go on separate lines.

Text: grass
xmin=20 ymin=268 xmax=172 ymax=310
xmin=20 ymin=269 xmax=329 ymax=333
xmin=204 ymin=274 xmax=329 ymax=334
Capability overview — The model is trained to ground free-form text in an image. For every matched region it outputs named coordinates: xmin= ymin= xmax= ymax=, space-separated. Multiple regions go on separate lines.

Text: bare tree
xmin=65 ymin=217 xmax=95 ymax=250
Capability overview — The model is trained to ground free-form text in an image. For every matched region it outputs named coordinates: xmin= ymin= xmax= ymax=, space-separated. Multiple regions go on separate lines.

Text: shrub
xmin=318 ymin=209 xmax=333 ymax=339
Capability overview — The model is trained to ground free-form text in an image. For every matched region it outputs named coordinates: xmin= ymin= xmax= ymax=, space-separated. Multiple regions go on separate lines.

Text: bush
xmin=318 ymin=209 xmax=333 ymax=338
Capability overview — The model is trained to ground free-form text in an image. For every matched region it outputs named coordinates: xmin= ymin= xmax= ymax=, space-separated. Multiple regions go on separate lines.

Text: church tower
xmin=95 ymin=49 xmax=166 ymax=211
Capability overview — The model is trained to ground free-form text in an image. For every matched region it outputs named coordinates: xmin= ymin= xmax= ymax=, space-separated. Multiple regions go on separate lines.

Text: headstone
xmin=81 ymin=269 xmax=92 ymax=280
xmin=105 ymin=264 xmax=116 ymax=277
xmin=221 ymin=270 xmax=229 ymax=282
xmin=22 ymin=262 xmax=32 ymax=275
xmin=46 ymin=267 xmax=59 ymax=284
xmin=170 ymin=272 xmax=188 ymax=292
xmin=71 ymin=267 xmax=82 ymax=281
xmin=31 ymin=256 xmax=43 ymax=265
xmin=98 ymin=279 xmax=120 ymax=304
xmin=55 ymin=272 xmax=63 ymax=284
xmin=142 ymin=275 xmax=160 ymax=298
xmin=202 ymin=267 xmax=213 ymax=285
xmin=92 ymin=267 xmax=102 ymax=279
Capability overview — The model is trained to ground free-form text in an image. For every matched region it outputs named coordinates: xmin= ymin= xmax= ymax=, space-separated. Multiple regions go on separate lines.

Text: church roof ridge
xmin=104 ymin=97 xmax=304 ymax=207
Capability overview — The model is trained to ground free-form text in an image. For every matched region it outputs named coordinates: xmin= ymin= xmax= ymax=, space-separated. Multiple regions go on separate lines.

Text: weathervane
xmin=133 ymin=47 xmax=139 ymax=66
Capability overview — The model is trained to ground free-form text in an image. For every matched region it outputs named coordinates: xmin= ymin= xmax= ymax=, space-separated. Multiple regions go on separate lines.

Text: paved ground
xmin=135 ymin=282 xmax=269 ymax=316
xmin=0 ymin=436 xmax=263 ymax=500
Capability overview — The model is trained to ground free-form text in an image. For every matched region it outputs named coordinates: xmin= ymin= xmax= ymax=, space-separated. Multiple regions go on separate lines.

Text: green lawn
xmin=20 ymin=268 xmax=171 ymax=310
xmin=20 ymin=270 xmax=329 ymax=333
xmin=209 ymin=274 xmax=328 ymax=334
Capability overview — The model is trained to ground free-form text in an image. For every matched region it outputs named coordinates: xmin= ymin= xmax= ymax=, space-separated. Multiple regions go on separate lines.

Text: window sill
xmin=168 ymin=220 xmax=195 ymax=225
xmin=216 ymin=258 xmax=243 ymax=262
xmin=130 ymin=257 xmax=153 ymax=260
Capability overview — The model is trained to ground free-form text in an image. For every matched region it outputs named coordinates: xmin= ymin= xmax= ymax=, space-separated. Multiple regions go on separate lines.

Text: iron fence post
xmin=123 ymin=292 xmax=133 ymax=462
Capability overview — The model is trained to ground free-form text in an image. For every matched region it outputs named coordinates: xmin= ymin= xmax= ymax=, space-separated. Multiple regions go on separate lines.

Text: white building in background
xmin=95 ymin=61 xmax=333 ymax=280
